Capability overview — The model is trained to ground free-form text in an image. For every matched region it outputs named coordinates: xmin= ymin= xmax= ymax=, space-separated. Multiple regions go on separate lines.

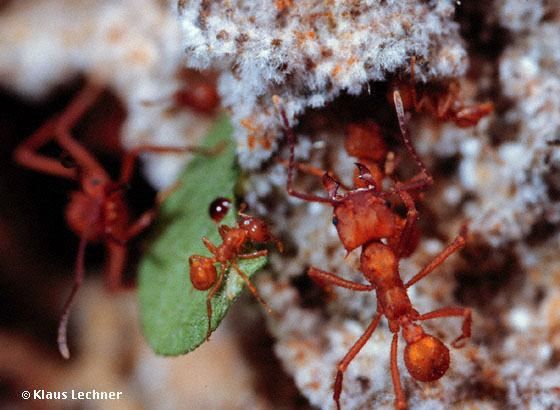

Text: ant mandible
xmin=275 ymin=100 xmax=472 ymax=409
xmin=189 ymin=202 xmax=282 ymax=341
xmin=14 ymin=80 xmax=218 ymax=359
xmin=389 ymin=57 xmax=494 ymax=128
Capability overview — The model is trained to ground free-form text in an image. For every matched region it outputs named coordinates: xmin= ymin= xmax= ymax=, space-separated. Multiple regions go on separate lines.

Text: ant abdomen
xmin=404 ymin=335 xmax=450 ymax=382
xmin=189 ymin=255 xmax=217 ymax=290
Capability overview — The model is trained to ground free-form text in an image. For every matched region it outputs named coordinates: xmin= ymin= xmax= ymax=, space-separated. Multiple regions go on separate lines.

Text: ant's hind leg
xmin=205 ymin=264 xmax=226 ymax=341
xmin=390 ymin=333 xmax=407 ymax=410
xmin=333 ymin=313 xmax=382 ymax=410
xmin=418 ymin=307 xmax=472 ymax=348
xmin=231 ymin=260 xmax=273 ymax=316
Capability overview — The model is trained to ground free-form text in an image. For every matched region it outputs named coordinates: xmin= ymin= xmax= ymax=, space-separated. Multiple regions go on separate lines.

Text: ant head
xmin=81 ymin=172 xmax=110 ymax=198
xmin=403 ymin=333 xmax=450 ymax=382
xmin=344 ymin=121 xmax=387 ymax=161
xmin=189 ymin=256 xmax=217 ymax=290
xmin=240 ymin=216 xmax=272 ymax=243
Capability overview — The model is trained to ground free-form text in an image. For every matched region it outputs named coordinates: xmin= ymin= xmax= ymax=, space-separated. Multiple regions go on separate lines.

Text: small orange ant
xmin=13 ymin=80 xmax=218 ymax=359
xmin=276 ymin=102 xmax=472 ymax=409
xmin=189 ymin=202 xmax=282 ymax=340
xmin=389 ymin=57 xmax=494 ymax=128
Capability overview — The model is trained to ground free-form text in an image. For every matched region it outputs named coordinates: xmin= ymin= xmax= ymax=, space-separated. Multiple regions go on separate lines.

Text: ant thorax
xmin=332 ymin=190 xmax=399 ymax=253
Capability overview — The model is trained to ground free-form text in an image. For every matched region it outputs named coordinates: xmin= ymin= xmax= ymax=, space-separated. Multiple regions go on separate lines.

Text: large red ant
xmin=13 ymin=80 xmax=218 ymax=359
xmin=275 ymin=99 xmax=472 ymax=409
xmin=389 ymin=57 xmax=494 ymax=128
xmin=189 ymin=202 xmax=282 ymax=341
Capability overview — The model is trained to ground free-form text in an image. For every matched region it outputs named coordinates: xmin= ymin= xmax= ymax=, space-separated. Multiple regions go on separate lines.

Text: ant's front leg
xmin=418 ymin=307 xmax=472 ymax=348
xmin=14 ymin=80 xmax=104 ymax=178
xmin=205 ymin=263 xmax=226 ymax=341
xmin=202 ymin=237 xmax=219 ymax=256
xmin=308 ymin=267 xmax=375 ymax=294
xmin=274 ymin=96 xmax=334 ymax=204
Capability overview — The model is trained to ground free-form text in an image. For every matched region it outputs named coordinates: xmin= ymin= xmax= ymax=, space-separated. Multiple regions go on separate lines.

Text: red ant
xmin=275 ymin=100 xmax=472 ymax=409
xmin=13 ymin=80 xmax=218 ymax=359
xmin=189 ymin=202 xmax=282 ymax=341
xmin=173 ymin=81 xmax=220 ymax=114
xmin=142 ymin=70 xmax=220 ymax=115
xmin=389 ymin=57 xmax=494 ymax=128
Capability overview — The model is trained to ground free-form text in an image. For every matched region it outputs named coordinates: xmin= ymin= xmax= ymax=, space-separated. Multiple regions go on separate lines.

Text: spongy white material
xmin=0 ymin=0 xmax=213 ymax=189
xmin=178 ymin=0 xmax=467 ymax=169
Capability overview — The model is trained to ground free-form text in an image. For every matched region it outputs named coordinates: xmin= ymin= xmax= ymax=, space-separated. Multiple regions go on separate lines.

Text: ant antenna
xmin=392 ymin=91 xmax=434 ymax=187
xmin=57 ymin=233 xmax=88 ymax=359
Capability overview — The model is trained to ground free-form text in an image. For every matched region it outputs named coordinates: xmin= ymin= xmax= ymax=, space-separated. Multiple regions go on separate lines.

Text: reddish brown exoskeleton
xmin=13 ymin=80 xmax=218 ymax=359
xmin=173 ymin=81 xmax=220 ymax=114
xmin=389 ymin=57 xmax=494 ymax=128
xmin=142 ymin=72 xmax=220 ymax=115
xmin=189 ymin=203 xmax=282 ymax=340
xmin=276 ymin=100 xmax=472 ymax=410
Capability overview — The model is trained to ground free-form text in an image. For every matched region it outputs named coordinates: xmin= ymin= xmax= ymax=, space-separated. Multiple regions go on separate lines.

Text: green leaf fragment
xmin=138 ymin=115 xmax=267 ymax=356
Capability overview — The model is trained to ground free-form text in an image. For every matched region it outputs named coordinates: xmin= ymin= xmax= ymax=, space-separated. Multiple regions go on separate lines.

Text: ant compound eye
xmin=209 ymin=197 xmax=231 ymax=223
xmin=332 ymin=216 xmax=339 ymax=226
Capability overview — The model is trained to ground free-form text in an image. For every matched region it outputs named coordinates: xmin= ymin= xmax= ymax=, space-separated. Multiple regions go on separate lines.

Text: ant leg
xmin=277 ymin=159 xmax=353 ymax=191
xmin=118 ymin=143 xmax=225 ymax=185
xmin=395 ymin=191 xmax=419 ymax=258
xmin=238 ymin=250 xmax=268 ymax=259
xmin=202 ymin=237 xmax=219 ymax=255
xmin=14 ymin=81 xmax=104 ymax=178
xmin=308 ymin=267 xmax=375 ymax=292
xmin=334 ymin=313 xmax=382 ymax=410
xmin=405 ymin=224 xmax=468 ymax=288
xmin=54 ymin=81 xmax=107 ymax=174
xmin=57 ymin=234 xmax=88 ymax=359
xmin=390 ymin=333 xmax=407 ymax=410
xmin=231 ymin=260 xmax=273 ymax=316
xmin=205 ymin=263 xmax=226 ymax=341
xmin=418 ymin=307 xmax=472 ymax=348
xmin=105 ymin=242 xmax=128 ymax=291
xmin=274 ymin=97 xmax=333 ymax=204
xmin=392 ymin=90 xmax=434 ymax=186
xmin=14 ymin=117 xmax=78 ymax=179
